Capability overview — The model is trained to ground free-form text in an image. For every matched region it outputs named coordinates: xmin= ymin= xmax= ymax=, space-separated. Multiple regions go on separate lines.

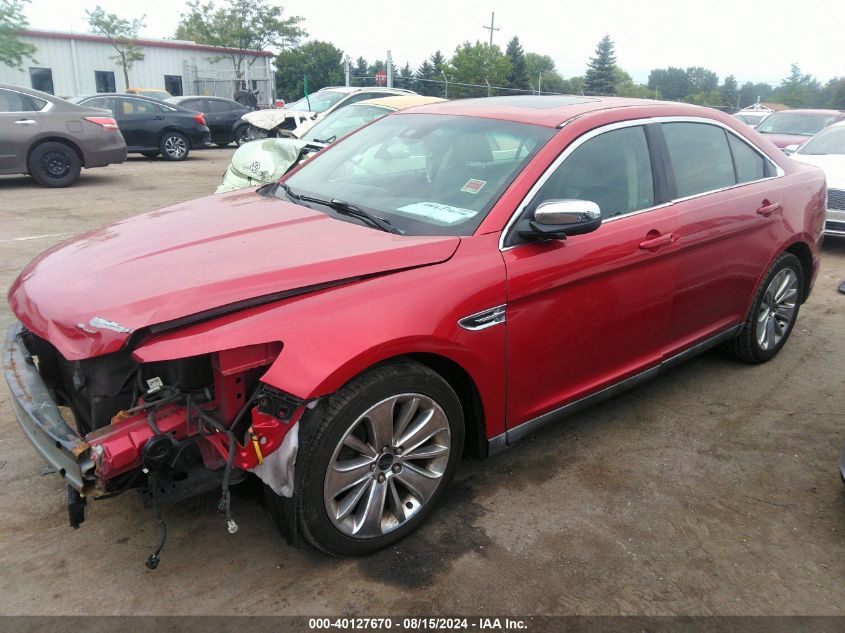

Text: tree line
xmin=2 ymin=0 xmax=842 ymax=111
xmin=276 ymin=34 xmax=845 ymax=111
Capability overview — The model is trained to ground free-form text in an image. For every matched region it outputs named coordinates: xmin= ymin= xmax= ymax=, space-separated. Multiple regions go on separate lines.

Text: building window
xmin=95 ymin=71 xmax=116 ymax=93
xmin=164 ymin=75 xmax=183 ymax=96
xmin=29 ymin=67 xmax=54 ymax=94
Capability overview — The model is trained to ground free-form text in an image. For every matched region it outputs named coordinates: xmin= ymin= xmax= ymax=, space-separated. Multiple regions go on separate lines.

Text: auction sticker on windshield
xmin=461 ymin=178 xmax=486 ymax=194
xmin=395 ymin=202 xmax=478 ymax=225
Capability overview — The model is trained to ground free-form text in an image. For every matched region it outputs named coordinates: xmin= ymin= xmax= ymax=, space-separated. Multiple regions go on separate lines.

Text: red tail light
xmin=84 ymin=116 xmax=119 ymax=131
xmin=194 ymin=112 xmax=206 ymax=126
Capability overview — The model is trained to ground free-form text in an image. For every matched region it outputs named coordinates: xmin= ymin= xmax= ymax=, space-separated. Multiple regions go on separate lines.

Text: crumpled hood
xmin=242 ymin=109 xmax=314 ymax=132
xmin=9 ymin=190 xmax=460 ymax=359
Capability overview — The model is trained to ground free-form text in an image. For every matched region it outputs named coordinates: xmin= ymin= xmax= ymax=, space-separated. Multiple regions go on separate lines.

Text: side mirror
xmin=783 ymin=144 xmax=799 ymax=155
xmin=516 ymin=199 xmax=602 ymax=241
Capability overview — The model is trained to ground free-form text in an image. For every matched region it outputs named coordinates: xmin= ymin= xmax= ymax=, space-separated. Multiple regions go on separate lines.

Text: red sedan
xmin=4 ymin=96 xmax=826 ymax=560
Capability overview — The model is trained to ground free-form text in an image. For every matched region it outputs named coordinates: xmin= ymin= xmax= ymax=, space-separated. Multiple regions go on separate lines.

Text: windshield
xmin=757 ymin=112 xmax=839 ymax=136
xmin=285 ymin=91 xmax=346 ymax=113
xmin=281 ymin=113 xmax=555 ymax=236
xmin=735 ymin=114 xmax=766 ymax=126
xmin=300 ymin=104 xmax=391 ymax=144
xmin=797 ymin=126 xmax=845 ymax=155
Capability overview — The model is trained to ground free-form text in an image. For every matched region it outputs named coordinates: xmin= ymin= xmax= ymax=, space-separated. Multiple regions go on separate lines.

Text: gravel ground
xmin=0 ymin=149 xmax=843 ymax=616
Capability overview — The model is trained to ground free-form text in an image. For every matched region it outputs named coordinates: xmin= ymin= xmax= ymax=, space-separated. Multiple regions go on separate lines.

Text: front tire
xmin=283 ymin=361 xmax=464 ymax=556
xmin=724 ymin=252 xmax=803 ymax=363
xmin=28 ymin=142 xmax=81 ymax=187
xmin=160 ymin=132 xmax=190 ymax=161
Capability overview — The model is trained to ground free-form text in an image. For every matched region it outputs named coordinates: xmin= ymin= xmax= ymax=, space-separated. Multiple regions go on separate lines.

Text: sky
xmin=23 ymin=0 xmax=845 ymax=86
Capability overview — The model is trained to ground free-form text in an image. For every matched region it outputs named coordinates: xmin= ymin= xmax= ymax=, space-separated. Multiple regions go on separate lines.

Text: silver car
xmin=0 ymin=84 xmax=126 ymax=187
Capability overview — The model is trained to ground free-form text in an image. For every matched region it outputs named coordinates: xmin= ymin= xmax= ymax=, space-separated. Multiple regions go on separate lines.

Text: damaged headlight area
xmin=7 ymin=327 xmax=304 ymax=568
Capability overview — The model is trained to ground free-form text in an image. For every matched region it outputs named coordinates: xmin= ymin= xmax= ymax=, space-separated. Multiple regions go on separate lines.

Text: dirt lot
xmin=0 ymin=149 xmax=843 ymax=616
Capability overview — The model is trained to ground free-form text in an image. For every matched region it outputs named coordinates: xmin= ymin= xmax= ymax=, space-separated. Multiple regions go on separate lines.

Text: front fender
xmin=132 ymin=234 xmax=508 ymax=438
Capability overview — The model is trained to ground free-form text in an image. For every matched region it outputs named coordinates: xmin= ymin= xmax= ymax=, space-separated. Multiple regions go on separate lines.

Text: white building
xmin=0 ymin=29 xmax=275 ymax=105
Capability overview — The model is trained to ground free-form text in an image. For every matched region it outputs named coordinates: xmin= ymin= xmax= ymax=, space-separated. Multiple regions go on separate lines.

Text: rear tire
xmin=724 ymin=252 xmax=803 ymax=363
xmin=160 ymin=131 xmax=190 ymax=161
xmin=28 ymin=142 xmax=81 ymax=187
xmin=271 ymin=361 xmax=464 ymax=556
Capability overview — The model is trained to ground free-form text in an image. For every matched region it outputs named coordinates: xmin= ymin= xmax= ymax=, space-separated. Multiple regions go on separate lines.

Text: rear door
xmin=657 ymin=120 xmax=782 ymax=356
xmin=502 ymin=122 xmax=680 ymax=429
xmin=0 ymin=88 xmax=44 ymax=172
xmin=116 ymin=97 xmax=165 ymax=149
xmin=203 ymin=99 xmax=231 ymax=141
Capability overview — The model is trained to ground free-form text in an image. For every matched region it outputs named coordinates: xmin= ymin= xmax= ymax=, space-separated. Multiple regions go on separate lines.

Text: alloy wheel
xmin=755 ymin=268 xmax=799 ymax=351
xmin=323 ymin=393 xmax=451 ymax=539
xmin=164 ymin=135 xmax=188 ymax=159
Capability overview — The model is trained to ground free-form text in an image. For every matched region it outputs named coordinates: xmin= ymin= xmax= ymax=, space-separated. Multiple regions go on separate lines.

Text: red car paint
xmin=8 ymin=98 xmax=826 ymax=480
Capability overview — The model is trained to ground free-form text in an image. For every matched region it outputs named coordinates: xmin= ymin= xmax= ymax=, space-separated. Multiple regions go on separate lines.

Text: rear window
xmin=663 ymin=122 xmax=735 ymax=198
xmin=728 ymin=134 xmax=767 ymax=183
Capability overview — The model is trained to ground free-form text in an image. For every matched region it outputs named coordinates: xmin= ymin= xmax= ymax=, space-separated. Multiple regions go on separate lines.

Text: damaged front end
xmin=3 ymin=324 xmax=304 ymax=566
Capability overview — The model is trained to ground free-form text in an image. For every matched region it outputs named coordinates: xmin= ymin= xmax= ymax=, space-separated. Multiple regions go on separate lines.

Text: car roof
xmin=357 ymin=95 xmax=446 ymax=110
xmin=317 ymin=86 xmax=416 ymax=95
xmin=77 ymin=93 xmax=168 ymax=103
xmin=169 ymin=95 xmax=231 ymax=101
xmin=767 ymin=108 xmax=845 ymax=116
xmin=401 ymin=95 xmax=712 ymax=127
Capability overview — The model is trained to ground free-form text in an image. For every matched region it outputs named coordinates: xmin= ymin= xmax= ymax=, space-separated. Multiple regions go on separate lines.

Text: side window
xmin=120 ymin=98 xmax=157 ymax=116
xmin=531 ymin=125 xmax=655 ymax=219
xmin=84 ymin=97 xmax=117 ymax=115
xmin=228 ymin=100 xmax=246 ymax=111
xmin=662 ymin=122 xmax=736 ymax=197
xmin=180 ymin=99 xmax=202 ymax=111
xmin=0 ymin=89 xmax=36 ymax=112
xmin=727 ymin=134 xmax=767 ymax=183
xmin=206 ymin=99 xmax=228 ymax=113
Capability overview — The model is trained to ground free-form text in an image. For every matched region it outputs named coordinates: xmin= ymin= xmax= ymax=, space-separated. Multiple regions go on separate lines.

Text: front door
xmin=503 ymin=123 xmax=679 ymax=428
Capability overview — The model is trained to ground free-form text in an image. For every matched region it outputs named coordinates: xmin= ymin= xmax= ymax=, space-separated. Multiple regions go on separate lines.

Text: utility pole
xmin=386 ymin=49 xmax=393 ymax=88
xmin=344 ymin=56 xmax=350 ymax=87
xmin=482 ymin=11 xmax=499 ymax=46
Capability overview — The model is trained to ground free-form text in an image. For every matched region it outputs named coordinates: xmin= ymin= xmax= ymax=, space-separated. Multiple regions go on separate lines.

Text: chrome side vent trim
xmin=458 ymin=305 xmax=506 ymax=331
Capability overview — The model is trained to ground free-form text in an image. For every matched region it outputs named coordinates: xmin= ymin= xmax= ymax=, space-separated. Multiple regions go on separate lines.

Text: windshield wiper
xmin=311 ymin=135 xmax=336 ymax=144
xmin=327 ymin=199 xmax=402 ymax=234
xmin=277 ymin=184 xmax=401 ymax=234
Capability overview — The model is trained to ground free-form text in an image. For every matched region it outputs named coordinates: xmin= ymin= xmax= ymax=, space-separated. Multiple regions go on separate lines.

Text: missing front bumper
xmin=2 ymin=324 xmax=96 ymax=494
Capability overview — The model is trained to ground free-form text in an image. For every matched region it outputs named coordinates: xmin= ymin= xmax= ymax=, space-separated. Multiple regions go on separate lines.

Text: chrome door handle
xmin=639 ymin=232 xmax=677 ymax=250
xmin=14 ymin=119 xmax=37 ymax=125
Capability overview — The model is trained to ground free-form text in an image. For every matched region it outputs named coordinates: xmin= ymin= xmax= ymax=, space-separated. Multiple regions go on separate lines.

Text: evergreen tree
xmin=398 ymin=62 xmax=414 ymax=91
xmin=505 ymin=36 xmax=530 ymax=91
xmin=720 ymin=75 xmax=739 ymax=111
xmin=353 ymin=56 xmax=368 ymax=85
xmin=584 ymin=35 xmax=618 ymax=96
xmin=415 ymin=59 xmax=436 ymax=96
